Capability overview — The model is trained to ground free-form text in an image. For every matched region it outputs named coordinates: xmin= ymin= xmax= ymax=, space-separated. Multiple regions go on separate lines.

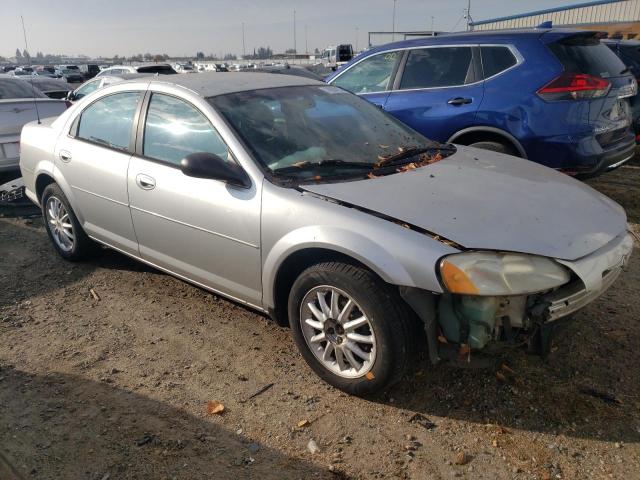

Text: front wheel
xmin=288 ymin=262 xmax=418 ymax=396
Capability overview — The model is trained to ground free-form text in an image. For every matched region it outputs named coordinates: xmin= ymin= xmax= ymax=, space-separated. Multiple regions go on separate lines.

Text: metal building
xmin=470 ymin=0 xmax=640 ymax=39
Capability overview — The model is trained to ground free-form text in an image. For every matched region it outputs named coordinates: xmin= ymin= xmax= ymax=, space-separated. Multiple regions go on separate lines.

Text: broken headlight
xmin=439 ymin=252 xmax=570 ymax=296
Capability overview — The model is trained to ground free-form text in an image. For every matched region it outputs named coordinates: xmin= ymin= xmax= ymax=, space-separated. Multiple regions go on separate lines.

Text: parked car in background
xmin=8 ymin=69 xmax=35 ymax=78
xmin=174 ymin=63 xmax=197 ymax=73
xmin=0 ymin=76 xmax=66 ymax=172
xmin=66 ymin=73 xmax=151 ymax=104
xmin=603 ymin=38 xmax=640 ymax=142
xmin=96 ymin=64 xmax=177 ymax=76
xmin=19 ymin=73 xmax=633 ymax=394
xmin=322 ymin=44 xmax=355 ymax=70
xmin=2 ymin=66 xmax=17 ymax=73
xmin=327 ymin=28 xmax=637 ymax=177
xmin=55 ymin=68 xmax=85 ymax=83
xmin=34 ymin=66 xmax=63 ymax=79
xmin=29 ymin=77 xmax=72 ymax=99
xmin=79 ymin=64 xmax=101 ymax=80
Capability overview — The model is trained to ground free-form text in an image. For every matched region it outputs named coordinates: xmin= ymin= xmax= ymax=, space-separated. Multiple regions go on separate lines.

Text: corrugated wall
xmin=472 ymin=0 xmax=640 ymax=30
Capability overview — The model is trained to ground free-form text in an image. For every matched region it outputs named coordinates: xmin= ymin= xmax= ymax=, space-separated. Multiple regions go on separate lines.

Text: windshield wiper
xmin=375 ymin=145 xmax=455 ymax=169
xmin=272 ymin=159 xmax=374 ymax=175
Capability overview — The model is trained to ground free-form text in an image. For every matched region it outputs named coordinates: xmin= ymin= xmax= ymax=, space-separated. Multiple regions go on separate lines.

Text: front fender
xmin=262 ymin=225 xmax=416 ymax=309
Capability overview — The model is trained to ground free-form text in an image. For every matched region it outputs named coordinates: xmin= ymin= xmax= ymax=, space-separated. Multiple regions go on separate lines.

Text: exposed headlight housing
xmin=439 ymin=252 xmax=570 ymax=296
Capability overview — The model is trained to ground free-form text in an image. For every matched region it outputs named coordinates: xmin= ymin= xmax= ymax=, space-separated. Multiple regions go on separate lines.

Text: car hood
xmin=300 ymin=146 xmax=627 ymax=261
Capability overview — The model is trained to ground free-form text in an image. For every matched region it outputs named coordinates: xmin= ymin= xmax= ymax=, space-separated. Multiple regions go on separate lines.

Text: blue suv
xmin=326 ymin=28 xmax=637 ymax=176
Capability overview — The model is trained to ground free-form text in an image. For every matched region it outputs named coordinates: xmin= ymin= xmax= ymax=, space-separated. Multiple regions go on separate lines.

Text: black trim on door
xmin=390 ymin=50 xmax=409 ymax=91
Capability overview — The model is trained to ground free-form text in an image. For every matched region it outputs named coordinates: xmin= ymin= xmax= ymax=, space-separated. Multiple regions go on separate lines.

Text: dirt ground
xmin=1 ymin=165 xmax=639 ymax=480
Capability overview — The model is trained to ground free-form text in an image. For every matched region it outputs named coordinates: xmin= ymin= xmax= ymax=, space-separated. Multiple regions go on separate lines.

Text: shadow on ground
xmin=0 ymin=366 xmax=338 ymax=480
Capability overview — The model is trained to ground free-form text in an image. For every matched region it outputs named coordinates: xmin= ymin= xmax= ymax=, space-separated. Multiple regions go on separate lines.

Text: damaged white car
xmin=19 ymin=73 xmax=633 ymax=395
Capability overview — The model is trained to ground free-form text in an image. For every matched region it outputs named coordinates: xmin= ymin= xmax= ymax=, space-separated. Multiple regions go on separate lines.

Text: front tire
xmin=468 ymin=140 xmax=519 ymax=156
xmin=288 ymin=262 xmax=418 ymax=396
xmin=41 ymin=183 xmax=96 ymax=261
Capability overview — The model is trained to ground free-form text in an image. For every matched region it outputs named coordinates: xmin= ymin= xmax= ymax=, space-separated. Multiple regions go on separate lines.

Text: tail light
xmin=537 ymin=73 xmax=610 ymax=101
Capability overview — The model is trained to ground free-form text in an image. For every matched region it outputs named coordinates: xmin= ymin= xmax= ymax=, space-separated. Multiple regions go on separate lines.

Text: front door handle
xmin=136 ymin=174 xmax=156 ymax=190
xmin=59 ymin=150 xmax=72 ymax=162
xmin=447 ymin=97 xmax=473 ymax=106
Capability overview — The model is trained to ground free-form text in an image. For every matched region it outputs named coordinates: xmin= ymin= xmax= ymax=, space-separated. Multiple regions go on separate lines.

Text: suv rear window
xmin=548 ymin=36 xmax=627 ymax=78
xmin=481 ymin=46 xmax=517 ymax=78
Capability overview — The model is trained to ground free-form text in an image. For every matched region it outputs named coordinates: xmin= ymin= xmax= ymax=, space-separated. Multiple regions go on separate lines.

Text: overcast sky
xmin=3 ymin=0 xmax=570 ymax=58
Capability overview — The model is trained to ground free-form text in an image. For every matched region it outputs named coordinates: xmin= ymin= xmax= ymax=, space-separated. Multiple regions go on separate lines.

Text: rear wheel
xmin=41 ymin=183 xmax=96 ymax=261
xmin=288 ymin=262 xmax=418 ymax=396
xmin=468 ymin=140 xmax=519 ymax=156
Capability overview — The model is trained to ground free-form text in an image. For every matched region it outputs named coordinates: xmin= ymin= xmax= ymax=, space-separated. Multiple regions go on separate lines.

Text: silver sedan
xmin=19 ymin=73 xmax=633 ymax=395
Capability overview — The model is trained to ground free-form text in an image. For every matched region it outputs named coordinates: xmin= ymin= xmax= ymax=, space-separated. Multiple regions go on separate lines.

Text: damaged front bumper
xmin=404 ymin=231 xmax=634 ymax=364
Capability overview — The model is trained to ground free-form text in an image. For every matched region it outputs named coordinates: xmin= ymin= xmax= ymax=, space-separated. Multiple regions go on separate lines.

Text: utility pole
xmin=305 ymin=24 xmax=308 ymax=54
xmin=431 ymin=16 xmax=435 ymax=36
xmin=293 ymin=9 xmax=297 ymax=59
xmin=355 ymin=27 xmax=359 ymax=52
xmin=466 ymin=0 xmax=472 ymax=31
xmin=392 ymin=0 xmax=397 ymax=41
xmin=241 ymin=22 xmax=246 ymax=59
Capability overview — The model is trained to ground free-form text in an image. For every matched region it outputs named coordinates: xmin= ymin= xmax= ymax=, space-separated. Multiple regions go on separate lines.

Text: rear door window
xmin=332 ymin=51 xmax=400 ymax=94
xmin=548 ymin=36 xmax=628 ymax=78
xmin=480 ymin=46 xmax=517 ymax=78
xmin=399 ymin=47 xmax=473 ymax=89
xmin=76 ymin=92 xmax=141 ymax=150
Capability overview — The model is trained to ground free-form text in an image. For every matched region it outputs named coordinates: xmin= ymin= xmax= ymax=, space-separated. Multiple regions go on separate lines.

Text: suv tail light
xmin=537 ymin=73 xmax=611 ymax=101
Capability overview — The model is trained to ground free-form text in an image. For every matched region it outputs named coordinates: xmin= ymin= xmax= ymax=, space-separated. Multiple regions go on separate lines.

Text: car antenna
xmin=21 ymin=14 xmax=41 ymax=124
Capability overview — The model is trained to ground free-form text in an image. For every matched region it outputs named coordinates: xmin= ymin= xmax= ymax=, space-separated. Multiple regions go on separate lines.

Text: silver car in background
xmin=19 ymin=73 xmax=633 ymax=395
xmin=1 ymin=76 xmax=67 ymax=172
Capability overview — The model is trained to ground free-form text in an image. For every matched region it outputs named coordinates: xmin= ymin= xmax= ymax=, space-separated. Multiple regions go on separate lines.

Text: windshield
xmin=209 ymin=85 xmax=450 ymax=182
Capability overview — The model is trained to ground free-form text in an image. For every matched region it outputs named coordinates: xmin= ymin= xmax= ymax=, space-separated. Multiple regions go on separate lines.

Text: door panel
xmin=54 ymin=91 xmax=142 ymax=254
xmin=128 ymin=157 xmax=262 ymax=305
xmin=383 ymin=46 xmax=484 ymax=142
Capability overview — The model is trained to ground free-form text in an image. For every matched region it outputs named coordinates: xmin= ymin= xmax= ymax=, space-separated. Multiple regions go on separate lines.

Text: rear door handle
xmin=136 ymin=174 xmax=156 ymax=190
xmin=59 ymin=150 xmax=72 ymax=162
xmin=447 ymin=97 xmax=473 ymax=106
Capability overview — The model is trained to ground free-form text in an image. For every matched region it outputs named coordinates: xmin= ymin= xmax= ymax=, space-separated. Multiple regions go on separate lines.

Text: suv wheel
xmin=288 ymin=262 xmax=417 ymax=396
xmin=42 ymin=183 xmax=96 ymax=261
xmin=468 ymin=140 xmax=518 ymax=156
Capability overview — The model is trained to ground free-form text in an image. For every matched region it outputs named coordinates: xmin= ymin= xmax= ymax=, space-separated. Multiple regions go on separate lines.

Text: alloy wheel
xmin=46 ymin=196 xmax=74 ymax=252
xmin=299 ymin=286 xmax=376 ymax=378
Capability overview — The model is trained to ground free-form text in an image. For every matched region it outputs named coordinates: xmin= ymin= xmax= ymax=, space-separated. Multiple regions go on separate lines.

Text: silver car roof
xmin=146 ymin=72 xmax=325 ymax=98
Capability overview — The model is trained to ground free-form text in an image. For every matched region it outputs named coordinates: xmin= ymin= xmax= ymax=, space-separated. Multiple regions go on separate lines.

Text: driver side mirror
xmin=180 ymin=152 xmax=251 ymax=188
xmin=66 ymin=91 xmax=76 ymax=101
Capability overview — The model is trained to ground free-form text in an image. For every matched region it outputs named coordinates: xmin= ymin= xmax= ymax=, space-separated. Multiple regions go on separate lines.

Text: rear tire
xmin=468 ymin=140 xmax=519 ymax=156
xmin=288 ymin=261 xmax=418 ymax=396
xmin=41 ymin=183 xmax=96 ymax=261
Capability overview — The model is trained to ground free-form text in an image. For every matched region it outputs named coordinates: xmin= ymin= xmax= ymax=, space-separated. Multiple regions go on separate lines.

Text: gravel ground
xmin=1 ymin=165 xmax=639 ymax=480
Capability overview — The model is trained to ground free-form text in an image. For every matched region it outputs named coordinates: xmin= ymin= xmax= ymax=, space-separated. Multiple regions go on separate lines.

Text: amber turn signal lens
xmin=440 ymin=260 xmax=479 ymax=295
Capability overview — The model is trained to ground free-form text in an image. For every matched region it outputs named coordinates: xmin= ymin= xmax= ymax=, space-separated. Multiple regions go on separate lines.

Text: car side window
xmin=332 ymin=51 xmax=400 ymax=94
xmin=74 ymin=79 xmax=100 ymax=99
xmin=399 ymin=47 xmax=473 ymax=90
xmin=76 ymin=92 xmax=141 ymax=150
xmin=143 ymin=93 xmax=229 ymax=166
xmin=481 ymin=46 xmax=517 ymax=79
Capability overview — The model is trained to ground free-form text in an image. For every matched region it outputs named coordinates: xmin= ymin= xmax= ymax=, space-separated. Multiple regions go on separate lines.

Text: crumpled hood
xmin=300 ymin=146 xmax=627 ymax=261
